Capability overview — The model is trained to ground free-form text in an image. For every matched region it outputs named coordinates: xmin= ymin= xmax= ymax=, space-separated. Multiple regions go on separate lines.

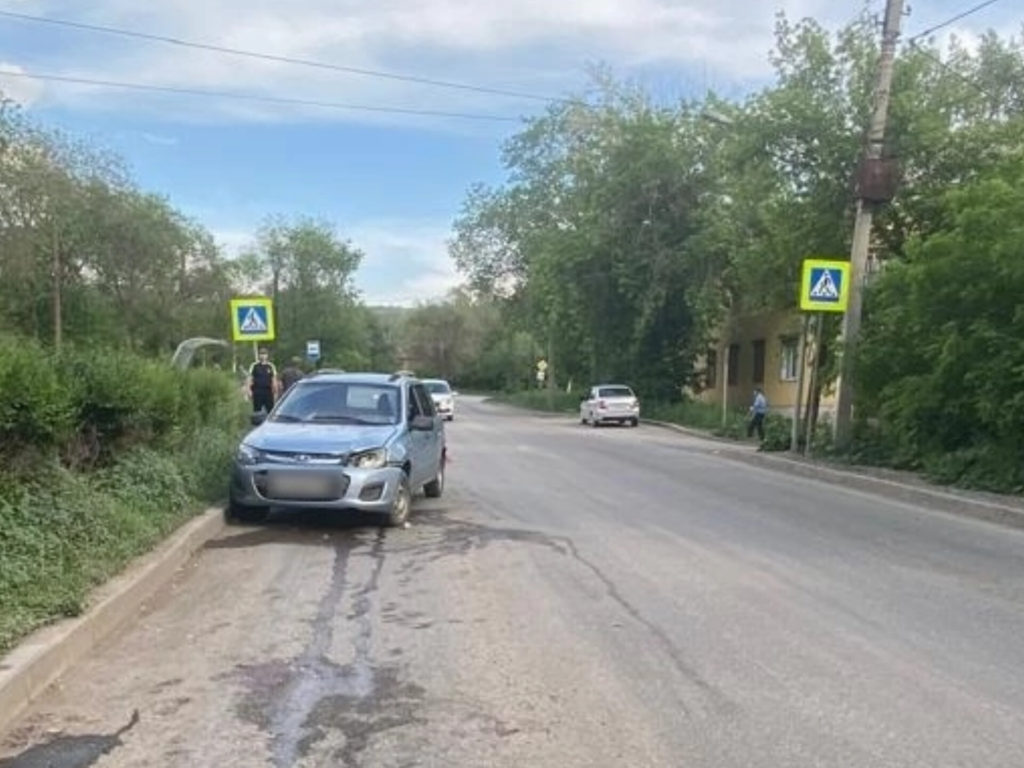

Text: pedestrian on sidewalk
xmin=248 ymin=347 xmax=278 ymax=414
xmin=748 ymin=387 xmax=768 ymax=441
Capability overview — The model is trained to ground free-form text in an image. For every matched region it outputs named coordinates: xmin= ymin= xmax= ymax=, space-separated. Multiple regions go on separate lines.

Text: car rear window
xmin=598 ymin=387 xmax=634 ymax=398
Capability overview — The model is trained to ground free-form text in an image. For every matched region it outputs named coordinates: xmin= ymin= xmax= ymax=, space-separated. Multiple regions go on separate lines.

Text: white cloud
xmin=140 ymin=131 xmax=179 ymax=146
xmin=0 ymin=63 xmax=45 ymax=106
xmin=5 ymin=0 xmax=849 ymax=127
xmin=212 ymin=228 xmax=253 ymax=259
xmin=349 ymin=219 xmax=463 ymax=306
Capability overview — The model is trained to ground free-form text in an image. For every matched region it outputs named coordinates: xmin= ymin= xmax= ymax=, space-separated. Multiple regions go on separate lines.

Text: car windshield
xmin=598 ymin=386 xmax=634 ymax=398
xmin=271 ymin=382 xmax=401 ymax=425
xmin=424 ymin=381 xmax=451 ymax=394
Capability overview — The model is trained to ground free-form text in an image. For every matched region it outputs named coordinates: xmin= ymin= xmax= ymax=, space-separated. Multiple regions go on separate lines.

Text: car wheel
xmin=384 ymin=474 xmax=412 ymax=527
xmin=227 ymin=500 xmax=269 ymax=524
xmin=630 ymin=418 xmax=640 ymax=428
xmin=590 ymin=412 xmax=600 ymax=428
xmin=424 ymin=460 xmax=445 ymax=499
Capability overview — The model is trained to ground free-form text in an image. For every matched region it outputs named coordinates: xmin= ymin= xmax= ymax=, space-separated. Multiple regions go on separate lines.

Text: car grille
xmin=261 ymin=450 xmax=345 ymax=465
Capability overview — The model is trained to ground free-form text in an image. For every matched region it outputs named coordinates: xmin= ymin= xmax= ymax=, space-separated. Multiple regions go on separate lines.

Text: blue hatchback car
xmin=229 ymin=372 xmax=446 ymax=526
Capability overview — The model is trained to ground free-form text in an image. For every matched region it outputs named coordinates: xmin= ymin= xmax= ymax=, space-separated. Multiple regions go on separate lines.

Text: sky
xmin=0 ymin=0 xmax=1018 ymax=305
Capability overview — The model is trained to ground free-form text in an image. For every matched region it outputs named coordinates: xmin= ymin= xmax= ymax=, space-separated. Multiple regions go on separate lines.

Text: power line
xmin=0 ymin=69 xmax=524 ymax=122
xmin=0 ymin=9 xmax=565 ymax=104
xmin=907 ymin=0 xmax=1004 ymax=43
xmin=908 ymin=41 xmax=1003 ymax=104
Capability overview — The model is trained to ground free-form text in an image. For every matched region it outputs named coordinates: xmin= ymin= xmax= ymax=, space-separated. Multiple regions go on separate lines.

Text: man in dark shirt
xmin=248 ymin=348 xmax=278 ymax=413
xmin=280 ymin=356 xmax=305 ymax=395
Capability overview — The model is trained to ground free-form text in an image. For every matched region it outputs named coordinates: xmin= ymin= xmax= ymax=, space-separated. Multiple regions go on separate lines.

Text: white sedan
xmin=580 ymin=385 xmax=640 ymax=427
xmin=423 ymin=378 xmax=457 ymax=421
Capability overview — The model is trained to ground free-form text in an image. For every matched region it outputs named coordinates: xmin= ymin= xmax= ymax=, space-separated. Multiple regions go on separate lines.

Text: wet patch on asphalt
xmin=0 ymin=711 xmax=139 ymax=768
xmin=222 ymin=527 xmax=433 ymax=767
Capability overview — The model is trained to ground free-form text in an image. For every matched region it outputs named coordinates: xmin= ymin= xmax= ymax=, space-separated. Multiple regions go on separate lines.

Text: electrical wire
xmin=0 ymin=69 xmax=524 ymax=122
xmin=907 ymin=0 xmax=1004 ymax=43
xmin=0 ymin=9 xmax=565 ymax=104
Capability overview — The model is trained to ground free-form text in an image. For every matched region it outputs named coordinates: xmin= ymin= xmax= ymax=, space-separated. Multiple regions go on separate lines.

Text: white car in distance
xmin=580 ymin=384 xmax=640 ymax=427
xmin=423 ymin=379 xmax=457 ymax=421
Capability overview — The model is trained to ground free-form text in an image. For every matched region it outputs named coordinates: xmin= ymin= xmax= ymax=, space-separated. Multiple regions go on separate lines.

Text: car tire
xmin=590 ymin=412 xmax=600 ymax=428
xmin=227 ymin=500 xmax=269 ymax=524
xmin=630 ymin=418 xmax=640 ymax=428
xmin=383 ymin=474 xmax=412 ymax=527
xmin=424 ymin=460 xmax=445 ymax=499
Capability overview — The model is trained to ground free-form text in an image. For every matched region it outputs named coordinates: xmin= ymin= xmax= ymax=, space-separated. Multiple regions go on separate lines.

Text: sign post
xmin=536 ymin=359 xmax=548 ymax=389
xmin=795 ymin=259 xmax=850 ymax=454
xmin=306 ymin=339 xmax=321 ymax=363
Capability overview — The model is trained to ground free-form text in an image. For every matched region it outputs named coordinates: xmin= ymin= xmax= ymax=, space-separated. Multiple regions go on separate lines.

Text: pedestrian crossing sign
xmin=230 ymin=297 xmax=275 ymax=341
xmin=800 ymin=259 xmax=850 ymax=312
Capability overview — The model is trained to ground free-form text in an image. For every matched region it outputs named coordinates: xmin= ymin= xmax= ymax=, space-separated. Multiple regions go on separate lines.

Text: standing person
xmin=748 ymin=387 xmax=768 ymax=441
xmin=248 ymin=347 xmax=278 ymax=413
xmin=280 ymin=356 xmax=305 ymax=395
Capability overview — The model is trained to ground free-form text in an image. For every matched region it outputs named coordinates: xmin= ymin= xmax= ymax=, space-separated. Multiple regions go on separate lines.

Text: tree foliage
xmin=856 ymin=153 xmax=1024 ymax=490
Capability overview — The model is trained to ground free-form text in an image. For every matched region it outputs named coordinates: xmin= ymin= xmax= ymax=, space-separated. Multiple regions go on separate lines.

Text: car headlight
xmin=349 ymin=448 xmax=387 ymax=469
xmin=236 ymin=443 xmax=261 ymax=465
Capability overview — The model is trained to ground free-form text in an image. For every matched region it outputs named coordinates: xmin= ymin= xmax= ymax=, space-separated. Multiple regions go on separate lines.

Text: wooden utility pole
xmin=51 ymin=224 xmax=62 ymax=352
xmin=833 ymin=0 xmax=905 ymax=447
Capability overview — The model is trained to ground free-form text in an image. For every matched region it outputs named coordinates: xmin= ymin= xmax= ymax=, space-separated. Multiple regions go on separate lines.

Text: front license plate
xmin=267 ymin=472 xmax=335 ymax=499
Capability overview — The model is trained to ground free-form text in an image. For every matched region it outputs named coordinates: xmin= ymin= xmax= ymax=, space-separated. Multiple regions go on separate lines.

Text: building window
xmin=705 ymin=349 xmax=717 ymax=388
xmin=780 ymin=337 xmax=799 ymax=381
xmin=752 ymin=339 xmax=766 ymax=385
xmin=727 ymin=343 xmax=739 ymax=386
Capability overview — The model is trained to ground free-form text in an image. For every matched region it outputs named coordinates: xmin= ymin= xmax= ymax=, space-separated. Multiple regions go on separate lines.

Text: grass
xmin=0 ymin=426 xmax=241 ymax=655
xmin=491 ymin=389 xmax=582 ymax=414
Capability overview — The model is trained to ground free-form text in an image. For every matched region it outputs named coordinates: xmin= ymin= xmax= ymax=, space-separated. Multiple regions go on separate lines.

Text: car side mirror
xmin=410 ymin=415 xmax=434 ymax=431
xmin=251 ymin=412 xmax=267 ymax=426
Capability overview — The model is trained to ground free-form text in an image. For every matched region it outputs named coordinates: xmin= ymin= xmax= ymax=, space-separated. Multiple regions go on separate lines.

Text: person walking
xmin=248 ymin=347 xmax=278 ymax=413
xmin=748 ymin=387 xmax=768 ymax=441
xmin=280 ymin=356 xmax=305 ymax=395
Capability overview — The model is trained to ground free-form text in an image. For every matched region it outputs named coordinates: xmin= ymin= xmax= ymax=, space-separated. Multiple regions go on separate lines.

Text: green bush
xmin=0 ymin=339 xmax=245 ymax=652
xmin=855 ymin=160 xmax=1024 ymax=493
xmin=760 ymin=413 xmax=793 ymax=452
xmin=0 ymin=336 xmax=74 ymax=455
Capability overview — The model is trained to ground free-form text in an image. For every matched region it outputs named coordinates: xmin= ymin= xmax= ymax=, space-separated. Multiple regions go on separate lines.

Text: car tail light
xmin=598 ymin=399 xmax=607 ymax=409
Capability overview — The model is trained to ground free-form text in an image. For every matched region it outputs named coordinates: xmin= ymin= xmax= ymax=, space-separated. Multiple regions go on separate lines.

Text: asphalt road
xmin=4 ymin=396 xmax=1024 ymax=767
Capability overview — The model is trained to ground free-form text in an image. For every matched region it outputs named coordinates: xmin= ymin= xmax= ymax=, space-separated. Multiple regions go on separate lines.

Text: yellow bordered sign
xmin=230 ymin=297 xmax=275 ymax=342
xmin=800 ymin=259 xmax=850 ymax=313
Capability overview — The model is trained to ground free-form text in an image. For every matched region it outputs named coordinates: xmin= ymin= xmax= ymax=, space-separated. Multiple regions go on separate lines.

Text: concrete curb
xmin=0 ymin=506 xmax=226 ymax=735
xmin=719 ymin=449 xmax=1024 ymax=530
xmin=644 ymin=419 xmax=1024 ymax=530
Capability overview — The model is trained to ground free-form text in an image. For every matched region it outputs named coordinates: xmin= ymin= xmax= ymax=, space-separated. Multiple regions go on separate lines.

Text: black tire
xmin=424 ymin=459 xmax=445 ymax=499
xmin=383 ymin=475 xmax=412 ymax=527
xmin=630 ymin=418 xmax=639 ymax=428
xmin=227 ymin=500 xmax=269 ymax=524
xmin=591 ymin=413 xmax=600 ymax=428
